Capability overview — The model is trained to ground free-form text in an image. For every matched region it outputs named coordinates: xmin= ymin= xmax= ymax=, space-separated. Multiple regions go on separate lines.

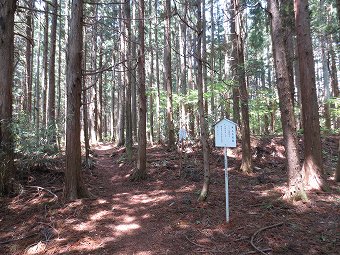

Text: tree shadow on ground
xmin=0 ymin=137 xmax=339 ymax=254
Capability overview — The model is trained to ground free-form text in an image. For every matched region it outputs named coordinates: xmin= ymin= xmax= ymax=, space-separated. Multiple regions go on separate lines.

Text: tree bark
xmin=124 ymin=0 xmax=133 ymax=159
xmin=230 ymin=0 xmax=240 ymax=126
xmin=179 ymin=2 xmax=187 ymax=129
xmin=164 ymin=0 xmax=175 ymax=149
xmin=234 ymin=0 xmax=252 ymax=173
xmin=196 ymin=0 xmax=211 ymax=202
xmin=131 ymin=0 xmax=147 ymax=181
xmin=98 ymin=45 xmax=103 ymax=141
xmin=294 ymin=0 xmax=327 ymax=190
xmin=336 ymin=139 xmax=340 ymax=182
xmin=42 ymin=4 xmax=49 ymax=131
xmin=210 ymin=0 xmax=215 ymax=114
xmin=0 ymin=0 xmax=16 ymax=196
xmin=148 ymin=0 xmax=154 ymax=144
xmin=64 ymin=0 xmax=88 ymax=201
xmin=35 ymin=16 xmax=42 ymax=145
xmin=269 ymin=0 xmax=306 ymax=200
xmin=25 ymin=0 xmax=33 ymax=117
xmin=48 ymin=0 xmax=58 ymax=147
xmin=117 ymin=4 xmax=125 ymax=146
xmin=154 ymin=0 xmax=161 ymax=143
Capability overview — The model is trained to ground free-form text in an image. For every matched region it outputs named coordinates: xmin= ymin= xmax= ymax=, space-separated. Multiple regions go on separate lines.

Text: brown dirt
xmin=0 ymin=136 xmax=339 ymax=255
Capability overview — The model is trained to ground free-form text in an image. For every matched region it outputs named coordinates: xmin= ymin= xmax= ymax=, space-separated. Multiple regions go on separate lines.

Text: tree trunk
xmin=64 ymin=0 xmax=88 ymax=201
xmin=202 ymin=0 xmax=208 ymax=114
xmin=131 ymin=0 xmax=147 ymax=181
xmin=124 ymin=0 xmax=133 ymax=159
xmin=234 ymin=0 xmax=252 ymax=173
xmin=196 ymin=0 xmax=211 ymax=202
xmin=57 ymin=1 xmax=62 ymax=150
xmin=98 ymin=45 xmax=103 ymax=141
xmin=149 ymin=0 xmax=154 ymax=144
xmin=25 ymin=0 xmax=33 ymax=117
xmin=164 ymin=0 xmax=175 ymax=149
xmin=0 ymin=0 xmax=16 ymax=196
xmin=42 ymin=4 xmax=49 ymax=131
xmin=294 ymin=0 xmax=327 ymax=190
xmin=269 ymin=0 xmax=306 ymax=200
xmin=336 ymin=139 xmax=340 ymax=182
xmin=210 ymin=0 xmax=215 ymax=114
xmin=82 ymin=46 xmax=90 ymax=170
xmin=329 ymin=38 xmax=339 ymax=129
xmin=48 ymin=0 xmax=58 ymax=148
xmin=179 ymin=2 xmax=187 ymax=128
xmin=230 ymin=0 xmax=240 ymax=126
xmin=154 ymin=0 xmax=161 ymax=143
xmin=35 ymin=16 xmax=42 ymax=145
xmin=131 ymin=3 xmax=138 ymax=142
xmin=117 ymin=4 xmax=125 ymax=146
xmin=89 ymin=6 xmax=98 ymax=145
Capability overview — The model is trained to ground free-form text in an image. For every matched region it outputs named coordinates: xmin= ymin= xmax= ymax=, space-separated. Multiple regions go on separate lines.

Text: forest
xmin=0 ymin=0 xmax=339 ymax=254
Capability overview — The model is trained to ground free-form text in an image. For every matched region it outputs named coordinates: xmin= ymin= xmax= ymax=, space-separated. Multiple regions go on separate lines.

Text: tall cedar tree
xmin=124 ymin=0 xmax=133 ymax=159
xmin=64 ymin=0 xmax=89 ymax=200
xmin=230 ymin=0 xmax=240 ymax=125
xmin=48 ymin=0 xmax=58 ymax=146
xmin=269 ymin=0 xmax=306 ymax=199
xmin=294 ymin=0 xmax=327 ymax=190
xmin=164 ymin=0 xmax=175 ymax=149
xmin=131 ymin=0 xmax=147 ymax=180
xmin=234 ymin=0 xmax=252 ymax=173
xmin=25 ymin=0 xmax=33 ymax=116
xmin=197 ymin=0 xmax=211 ymax=202
xmin=0 ymin=0 xmax=16 ymax=195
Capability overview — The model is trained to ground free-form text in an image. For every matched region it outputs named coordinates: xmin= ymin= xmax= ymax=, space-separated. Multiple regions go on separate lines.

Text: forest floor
xmin=0 ymin=136 xmax=339 ymax=255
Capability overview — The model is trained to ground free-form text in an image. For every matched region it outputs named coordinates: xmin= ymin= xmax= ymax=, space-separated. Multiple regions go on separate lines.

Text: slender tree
xmin=42 ymin=4 xmax=49 ymax=130
xmin=48 ymin=0 xmax=58 ymax=147
xmin=131 ymin=0 xmax=147 ymax=180
xmin=294 ymin=0 xmax=327 ymax=190
xmin=230 ymin=0 xmax=240 ymax=125
xmin=179 ymin=1 xmax=187 ymax=128
xmin=234 ymin=0 xmax=252 ymax=173
xmin=124 ymin=0 xmax=133 ymax=158
xmin=336 ymin=140 xmax=340 ymax=182
xmin=164 ymin=0 xmax=175 ymax=149
xmin=197 ymin=0 xmax=211 ymax=202
xmin=25 ymin=0 xmax=34 ymax=117
xmin=117 ymin=4 xmax=125 ymax=146
xmin=210 ymin=0 xmax=215 ymax=114
xmin=0 ymin=0 xmax=17 ymax=196
xmin=64 ymin=0 xmax=88 ymax=200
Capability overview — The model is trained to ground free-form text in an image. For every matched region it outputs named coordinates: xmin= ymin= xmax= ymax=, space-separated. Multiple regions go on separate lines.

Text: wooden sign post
xmin=214 ymin=119 xmax=237 ymax=223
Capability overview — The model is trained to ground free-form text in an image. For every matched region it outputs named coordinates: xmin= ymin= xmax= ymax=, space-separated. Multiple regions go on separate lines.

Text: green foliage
xmin=249 ymin=88 xmax=280 ymax=134
xmin=12 ymin=112 xmax=61 ymax=173
xmin=328 ymin=97 xmax=340 ymax=117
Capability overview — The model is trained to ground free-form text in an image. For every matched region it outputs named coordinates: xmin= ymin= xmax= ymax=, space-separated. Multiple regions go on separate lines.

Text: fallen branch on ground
xmin=26 ymin=186 xmax=58 ymax=200
xmin=184 ymin=235 xmax=211 ymax=249
xmin=250 ymin=222 xmax=284 ymax=255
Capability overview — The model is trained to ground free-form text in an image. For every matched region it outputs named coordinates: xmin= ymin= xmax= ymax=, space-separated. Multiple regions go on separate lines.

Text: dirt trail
xmin=0 ymin=140 xmax=339 ymax=255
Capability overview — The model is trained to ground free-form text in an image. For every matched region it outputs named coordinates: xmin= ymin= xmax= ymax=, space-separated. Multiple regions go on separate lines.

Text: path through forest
xmin=0 ymin=138 xmax=339 ymax=254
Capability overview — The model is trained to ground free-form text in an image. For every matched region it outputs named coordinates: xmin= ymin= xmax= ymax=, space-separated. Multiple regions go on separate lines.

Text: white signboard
xmin=214 ymin=118 xmax=237 ymax=223
xmin=179 ymin=128 xmax=187 ymax=141
xmin=214 ymin=119 xmax=236 ymax=148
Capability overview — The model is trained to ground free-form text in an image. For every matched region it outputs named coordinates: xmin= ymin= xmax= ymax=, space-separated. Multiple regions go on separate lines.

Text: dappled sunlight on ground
xmin=0 ymin=137 xmax=339 ymax=254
